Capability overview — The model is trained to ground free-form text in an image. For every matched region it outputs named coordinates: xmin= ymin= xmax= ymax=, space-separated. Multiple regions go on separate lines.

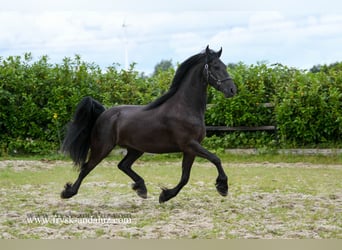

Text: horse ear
xmin=216 ymin=47 xmax=222 ymax=58
xmin=205 ymin=45 xmax=210 ymax=55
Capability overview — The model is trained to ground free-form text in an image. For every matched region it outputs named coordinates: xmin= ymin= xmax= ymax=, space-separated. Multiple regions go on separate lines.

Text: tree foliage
xmin=153 ymin=59 xmax=173 ymax=76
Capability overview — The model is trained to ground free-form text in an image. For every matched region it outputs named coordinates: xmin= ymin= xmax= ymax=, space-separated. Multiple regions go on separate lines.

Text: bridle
xmin=204 ymin=64 xmax=232 ymax=86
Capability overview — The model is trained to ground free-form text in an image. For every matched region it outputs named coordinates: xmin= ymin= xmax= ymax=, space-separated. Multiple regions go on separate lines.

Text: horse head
xmin=204 ymin=45 xmax=237 ymax=98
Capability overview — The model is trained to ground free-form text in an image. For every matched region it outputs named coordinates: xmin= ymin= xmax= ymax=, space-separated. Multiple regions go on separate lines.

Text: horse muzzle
xmin=223 ymin=81 xmax=237 ymax=98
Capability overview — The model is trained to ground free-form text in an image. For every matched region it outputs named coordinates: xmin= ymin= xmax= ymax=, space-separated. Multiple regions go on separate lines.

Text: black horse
xmin=61 ymin=46 xmax=237 ymax=203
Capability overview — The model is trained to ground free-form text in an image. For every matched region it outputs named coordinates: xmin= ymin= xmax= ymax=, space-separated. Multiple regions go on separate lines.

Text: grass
xmin=0 ymin=155 xmax=341 ymax=239
xmin=1 ymin=148 xmax=342 ymax=164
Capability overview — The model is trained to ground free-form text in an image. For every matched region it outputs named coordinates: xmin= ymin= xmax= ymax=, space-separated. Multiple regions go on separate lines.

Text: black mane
xmin=144 ymin=52 xmax=207 ymax=110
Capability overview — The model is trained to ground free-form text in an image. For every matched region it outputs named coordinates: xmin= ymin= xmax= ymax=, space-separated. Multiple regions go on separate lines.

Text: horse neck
xmin=173 ymin=64 xmax=208 ymax=116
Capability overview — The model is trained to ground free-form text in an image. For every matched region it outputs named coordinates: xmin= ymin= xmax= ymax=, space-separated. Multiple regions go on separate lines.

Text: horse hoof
xmin=215 ymin=178 xmax=228 ymax=196
xmin=137 ymin=190 xmax=148 ymax=199
xmin=159 ymin=192 xmax=167 ymax=203
xmin=217 ymin=188 xmax=228 ymax=197
xmin=132 ymin=182 xmax=147 ymax=199
xmin=215 ymin=180 xmax=228 ymax=197
xmin=61 ymin=191 xmax=71 ymax=199
xmin=61 ymin=182 xmax=75 ymax=199
xmin=159 ymin=188 xmax=173 ymax=203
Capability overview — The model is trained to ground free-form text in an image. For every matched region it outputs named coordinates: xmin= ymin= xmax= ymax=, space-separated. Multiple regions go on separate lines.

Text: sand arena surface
xmin=0 ymin=160 xmax=341 ymax=239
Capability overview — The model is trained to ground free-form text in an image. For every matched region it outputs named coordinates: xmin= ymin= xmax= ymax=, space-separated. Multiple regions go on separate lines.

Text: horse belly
xmin=117 ymin=122 xmax=181 ymax=153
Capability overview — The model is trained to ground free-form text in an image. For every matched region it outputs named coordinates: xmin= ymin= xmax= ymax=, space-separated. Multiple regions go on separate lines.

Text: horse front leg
xmin=185 ymin=140 xmax=228 ymax=197
xmin=159 ymin=153 xmax=195 ymax=203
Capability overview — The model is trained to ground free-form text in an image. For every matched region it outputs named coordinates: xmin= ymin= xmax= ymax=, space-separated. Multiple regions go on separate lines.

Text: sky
xmin=1 ymin=0 xmax=341 ymax=74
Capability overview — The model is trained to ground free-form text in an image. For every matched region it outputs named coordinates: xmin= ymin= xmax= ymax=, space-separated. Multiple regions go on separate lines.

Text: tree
xmin=310 ymin=62 xmax=342 ymax=73
xmin=153 ymin=59 xmax=173 ymax=75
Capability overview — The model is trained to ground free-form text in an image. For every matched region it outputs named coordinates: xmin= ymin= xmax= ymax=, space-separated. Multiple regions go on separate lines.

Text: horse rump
xmin=62 ymin=96 xmax=105 ymax=168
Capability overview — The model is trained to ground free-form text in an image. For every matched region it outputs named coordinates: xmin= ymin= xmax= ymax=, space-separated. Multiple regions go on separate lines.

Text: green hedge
xmin=0 ymin=54 xmax=172 ymax=155
xmin=0 ymin=54 xmax=341 ymax=155
xmin=205 ymin=63 xmax=342 ymax=149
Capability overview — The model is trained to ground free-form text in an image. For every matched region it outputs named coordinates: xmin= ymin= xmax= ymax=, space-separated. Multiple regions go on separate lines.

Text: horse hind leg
xmin=61 ymin=138 xmax=115 ymax=199
xmin=61 ymin=161 xmax=96 ymax=199
xmin=117 ymin=148 xmax=146 ymax=198
xmin=159 ymin=153 xmax=195 ymax=203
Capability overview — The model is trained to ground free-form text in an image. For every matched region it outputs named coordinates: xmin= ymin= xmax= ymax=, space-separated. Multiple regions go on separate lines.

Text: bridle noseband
xmin=204 ymin=63 xmax=232 ymax=86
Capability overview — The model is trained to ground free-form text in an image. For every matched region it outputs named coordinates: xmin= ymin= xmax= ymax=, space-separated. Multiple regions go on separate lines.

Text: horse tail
xmin=62 ymin=96 xmax=105 ymax=168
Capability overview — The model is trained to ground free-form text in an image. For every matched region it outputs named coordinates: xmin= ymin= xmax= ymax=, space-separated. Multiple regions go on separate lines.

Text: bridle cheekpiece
xmin=204 ymin=63 xmax=232 ymax=86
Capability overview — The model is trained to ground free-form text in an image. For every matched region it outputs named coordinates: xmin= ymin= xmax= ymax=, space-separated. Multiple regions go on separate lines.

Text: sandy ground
xmin=0 ymin=160 xmax=341 ymax=239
